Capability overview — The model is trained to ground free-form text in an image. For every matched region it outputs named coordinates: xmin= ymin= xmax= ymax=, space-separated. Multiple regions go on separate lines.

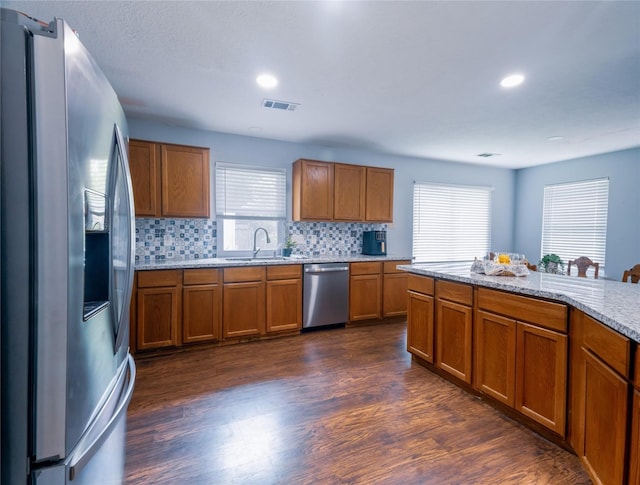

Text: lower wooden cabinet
xmin=407 ymin=275 xmax=435 ymax=363
xmin=223 ymin=267 xmax=266 ymax=338
xmin=630 ymin=389 xmax=640 ymax=485
xmin=349 ymin=260 xmax=409 ymax=322
xmin=349 ymin=262 xmax=382 ymax=321
xmin=136 ymin=270 xmax=181 ymax=350
xmin=515 ymin=322 xmax=567 ymax=435
xmin=475 ymin=310 xmax=516 ymax=406
xmin=435 ymin=280 xmax=473 ymax=384
xmin=266 ymin=265 xmax=302 ymax=333
xmin=382 ymin=260 xmax=410 ymax=317
xmin=182 ymin=269 xmax=221 ymax=344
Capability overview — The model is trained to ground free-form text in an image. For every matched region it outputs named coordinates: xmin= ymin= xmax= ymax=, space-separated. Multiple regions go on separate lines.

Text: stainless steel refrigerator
xmin=1 ymin=9 xmax=136 ymax=484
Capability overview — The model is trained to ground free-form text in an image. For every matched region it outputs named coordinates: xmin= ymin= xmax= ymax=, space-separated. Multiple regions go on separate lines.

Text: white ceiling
xmin=4 ymin=1 xmax=640 ymax=169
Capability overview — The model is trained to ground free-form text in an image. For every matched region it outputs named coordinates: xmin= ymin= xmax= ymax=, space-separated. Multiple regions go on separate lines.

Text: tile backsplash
xmin=135 ymin=218 xmax=387 ymax=261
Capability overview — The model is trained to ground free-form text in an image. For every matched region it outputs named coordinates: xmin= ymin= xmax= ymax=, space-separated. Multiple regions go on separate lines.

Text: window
xmin=215 ymin=162 xmax=286 ymax=256
xmin=412 ymin=182 xmax=492 ymax=263
xmin=541 ymin=178 xmax=609 ymax=274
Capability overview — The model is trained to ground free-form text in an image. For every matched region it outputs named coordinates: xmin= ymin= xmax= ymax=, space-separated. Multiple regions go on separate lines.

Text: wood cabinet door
xmin=579 ymin=348 xmax=629 ymax=485
xmin=129 ymin=140 xmax=161 ymax=217
xmin=223 ymin=281 xmax=265 ymax=338
xmin=382 ymin=272 xmax=408 ymax=317
xmin=475 ymin=310 xmax=516 ymax=406
xmin=365 ymin=167 xmax=394 ymax=222
xmin=293 ymin=160 xmax=333 ymax=220
xmin=630 ymin=389 xmax=640 ymax=485
xmin=333 ymin=163 xmax=365 ymax=221
xmin=349 ymin=274 xmax=382 ymax=321
xmin=266 ymin=278 xmax=302 ymax=333
xmin=515 ymin=322 xmax=568 ymax=436
xmin=436 ymin=299 xmax=473 ymax=384
xmin=161 ymin=144 xmax=210 ymax=218
xmin=407 ymin=291 xmax=435 ymax=363
xmin=182 ymin=284 xmax=221 ymax=343
xmin=136 ymin=286 xmax=179 ymax=350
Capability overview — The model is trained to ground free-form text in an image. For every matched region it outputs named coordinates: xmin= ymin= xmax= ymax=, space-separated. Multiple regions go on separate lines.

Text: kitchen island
xmin=399 ymin=262 xmax=640 ymax=485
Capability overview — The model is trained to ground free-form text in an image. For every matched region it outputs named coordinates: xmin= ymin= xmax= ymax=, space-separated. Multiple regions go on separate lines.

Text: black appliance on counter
xmin=362 ymin=231 xmax=387 ymax=255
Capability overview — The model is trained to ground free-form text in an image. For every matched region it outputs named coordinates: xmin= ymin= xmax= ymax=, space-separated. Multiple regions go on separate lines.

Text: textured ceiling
xmin=4 ymin=1 xmax=640 ymax=169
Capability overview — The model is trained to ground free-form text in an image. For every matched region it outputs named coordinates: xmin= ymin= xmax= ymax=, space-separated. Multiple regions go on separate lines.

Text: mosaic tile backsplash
xmin=135 ymin=218 xmax=387 ymax=261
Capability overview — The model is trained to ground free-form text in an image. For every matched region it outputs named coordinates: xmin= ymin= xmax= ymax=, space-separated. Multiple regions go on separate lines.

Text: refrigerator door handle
xmin=67 ymin=353 xmax=136 ymax=481
xmin=112 ymin=123 xmax=136 ymax=354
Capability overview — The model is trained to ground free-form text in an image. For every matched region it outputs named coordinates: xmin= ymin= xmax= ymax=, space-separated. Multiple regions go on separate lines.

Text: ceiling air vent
xmin=262 ymin=99 xmax=300 ymax=111
xmin=476 ymin=152 xmax=501 ymax=158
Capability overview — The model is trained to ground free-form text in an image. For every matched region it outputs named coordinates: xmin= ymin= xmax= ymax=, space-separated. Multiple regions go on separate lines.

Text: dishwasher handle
xmin=305 ymin=266 xmax=349 ymax=274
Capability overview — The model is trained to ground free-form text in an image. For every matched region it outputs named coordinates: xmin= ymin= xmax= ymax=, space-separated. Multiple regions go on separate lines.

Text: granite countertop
xmin=136 ymin=254 xmax=412 ymax=271
xmin=398 ymin=262 xmax=640 ymax=343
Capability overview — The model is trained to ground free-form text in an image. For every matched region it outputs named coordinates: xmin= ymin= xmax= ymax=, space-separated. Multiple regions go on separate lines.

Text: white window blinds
xmin=412 ymin=182 xmax=492 ymax=263
xmin=541 ymin=178 xmax=609 ymax=271
xmin=215 ymin=162 xmax=286 ymax=218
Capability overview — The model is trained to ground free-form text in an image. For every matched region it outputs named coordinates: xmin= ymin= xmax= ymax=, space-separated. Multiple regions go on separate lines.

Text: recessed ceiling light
xmin=500 ymin=74 xmax=525 ymax=88
xmin=256 ymin=74 xmax=278 ymax=89
xmin=547 ymin=136 xmax=565 ymax=141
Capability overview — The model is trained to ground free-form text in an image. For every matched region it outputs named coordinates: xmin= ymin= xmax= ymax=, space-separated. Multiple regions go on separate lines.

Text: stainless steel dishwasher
xmin=303 ymin=263 xmax=349 ymax=329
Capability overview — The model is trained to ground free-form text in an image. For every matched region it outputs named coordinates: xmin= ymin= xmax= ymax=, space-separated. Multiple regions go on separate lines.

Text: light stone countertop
xmin=398 ymin=262 xmax=640 ymax=343
xmin=135 ymin=254 xmax=412 ymax=271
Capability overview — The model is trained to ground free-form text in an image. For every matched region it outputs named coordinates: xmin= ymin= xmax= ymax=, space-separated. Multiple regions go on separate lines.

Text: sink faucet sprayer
xmin=253 ymin=227 xmax=271 ymax=258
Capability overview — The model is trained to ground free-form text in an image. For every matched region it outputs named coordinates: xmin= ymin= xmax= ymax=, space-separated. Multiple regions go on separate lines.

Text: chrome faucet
xmin=252 ymin=227 xmax=271 ymax=258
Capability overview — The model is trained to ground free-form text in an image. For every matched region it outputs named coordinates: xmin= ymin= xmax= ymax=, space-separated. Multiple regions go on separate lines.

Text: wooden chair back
xmin=622 ymin=264 xmax=640 ymax=283
xmin=567 ymin=256 xmax=599 ymax=279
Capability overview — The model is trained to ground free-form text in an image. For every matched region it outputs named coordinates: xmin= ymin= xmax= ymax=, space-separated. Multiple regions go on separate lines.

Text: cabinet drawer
xmin=583 ymin=313 xmax=631 ymax=378
xmin=137 ymin=269 xmax=181 ymax=288
xmin=223 ymin=266 xmax=265 ymax=283
xmin=383 ymin=260 xmax=411 ymax=274
xmin=477 ymin=288 xmax=567 ymax=332
xmin=408 ymin=275 xmax=434 ymax=296
xmin=436 ymin=280 xmax=472 ymax=306
xmin=267 ymin=264 xmax=302 ymax=280
xmin=351 ymin=261 xmax=382 ymax=275
xmin=183 ymin=268 xmax=219 ymax=285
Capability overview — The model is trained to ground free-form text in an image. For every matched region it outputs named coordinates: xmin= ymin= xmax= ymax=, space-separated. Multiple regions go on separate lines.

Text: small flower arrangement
xmin=539 ymin=253 xmax=565 ymax=274
xmin=282 ymin=237 xmax=297 ymax=257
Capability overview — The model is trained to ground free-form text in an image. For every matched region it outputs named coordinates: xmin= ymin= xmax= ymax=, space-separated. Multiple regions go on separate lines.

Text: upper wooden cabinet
xmin=292 ymin=159 xmax=333 ymax=221
xmin=292 ymin=159 xmax=394 ymax=222
xmin=365 ymin=167 xmax=394 ymax=222
xmin=129 ymin=139 xmax=210 ymax=218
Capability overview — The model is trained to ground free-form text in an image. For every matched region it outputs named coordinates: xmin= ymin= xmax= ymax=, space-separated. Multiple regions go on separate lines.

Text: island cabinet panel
xmin=475 ymin=310 xmax=516 ymax=406
xmin=580 ymin=348 xmax=629 ymax=485
xmin=182 ymin=269 xmax=221 ymax=344
xmin=129 ymin=139 xmax=210 ymax=218
xmin=333 ymin=163 xmax=365 ymax=221
xmin=365 ymin=167 xmax=394 ymax=222
xmin=630 ymin=388 xmax=640 ymax=485
xmin=292 ymin=159 xmax=333 ymax=221
xmin=408 ymin=291 xmax=435 ymax=363
xmin=136 ymin=270 xmax=181 ymax=350
xmin=436 ymin=279 xmax=473 ymax=384
xmin=266 ymin=265 xmax=302 ymax=333
xmin=569 ymin=310 xmax=632 ymax=485
xmin=515 ymin=322 xmax=567 ymax=435
xmin=223 ymin=267 xmax=266 ymax=338
xmin=476 ymin=288 xmax=567 ymax=332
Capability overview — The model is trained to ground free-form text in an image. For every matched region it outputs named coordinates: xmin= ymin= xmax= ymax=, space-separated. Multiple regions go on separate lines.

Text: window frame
xmin=540 ymin=177 xmax=609 ymax=276
xmin=412 ymin=181 xmax=493 ymax=263
xmin=215 ymin=162 xmax=286 ymax=258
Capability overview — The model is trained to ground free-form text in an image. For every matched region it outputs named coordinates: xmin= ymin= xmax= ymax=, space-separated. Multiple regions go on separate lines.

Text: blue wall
xmin=129 ymin=119 xmax=516 ymax=259
xmin=513 ymin=147 xmax=640 ymax=279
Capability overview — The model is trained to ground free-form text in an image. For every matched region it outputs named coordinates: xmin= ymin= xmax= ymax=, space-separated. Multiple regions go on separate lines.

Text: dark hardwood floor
xmin=125 ymin=322 xmax=590 ymax=484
